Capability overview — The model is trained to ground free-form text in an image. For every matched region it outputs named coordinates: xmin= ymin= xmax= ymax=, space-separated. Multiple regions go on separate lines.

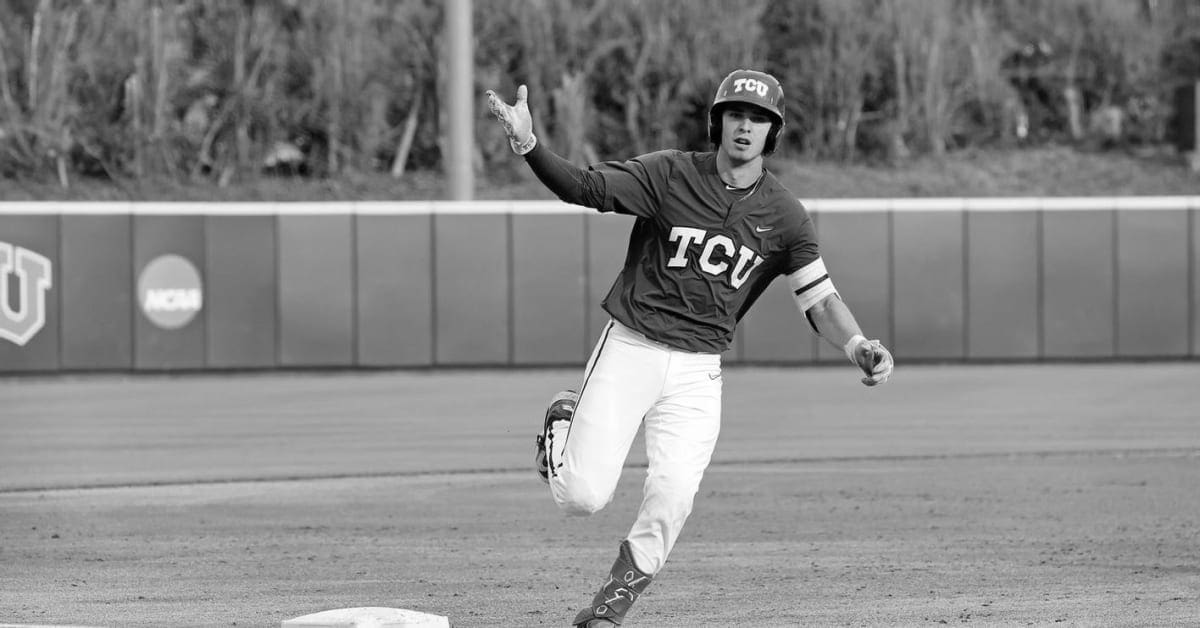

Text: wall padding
xmin=966 ymin=211 xmax=1040 ymax=359
xmin=814 ymin=211 xmax=893 ymax=363
xmin=278 ymin=215 xmax=355 ymax=367
xmin=356 ymin=215 xmax=433 ymax=367
xmin=59 ymin=215 xmax=132 ymax=370
xmin=893 ymin=211 xmax=965 ymax=360
xmin=133 ymin=215 xmax=206 ymax=370
xmin=0 ymin=214 xmax=59 ymax=371
xmin=1193 ymin=208 xmax=1200 ymax=357
xmin=1116 ymin=209 xmax=1190 ymax=357
xmin=206 ymin=216 xmax=278 ymax=368
xmin=434 ymin=214 xmax=509 ymax=365
xmin=1042 ymin=210 xmax=1116 ymax=358
xmin=512 ymin=213 xmax=587 ymax=365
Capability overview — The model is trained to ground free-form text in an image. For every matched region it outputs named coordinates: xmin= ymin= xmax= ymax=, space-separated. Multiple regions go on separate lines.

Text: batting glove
xmin=485 ymin=84 xmax=537 ymax=155
xmin=845 ymin=334 xmax=893 ymax=387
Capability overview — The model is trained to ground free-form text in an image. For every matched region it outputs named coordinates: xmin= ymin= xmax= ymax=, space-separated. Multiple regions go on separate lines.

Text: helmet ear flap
xmin=764 ymin=121 xmax=783 ymax=155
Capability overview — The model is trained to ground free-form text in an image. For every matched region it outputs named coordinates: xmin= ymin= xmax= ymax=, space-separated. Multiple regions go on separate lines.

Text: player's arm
xmin=788 ymin=260 xmax=893 ymax=386
xmin=485 ymin=84 xmax=606 ymax=208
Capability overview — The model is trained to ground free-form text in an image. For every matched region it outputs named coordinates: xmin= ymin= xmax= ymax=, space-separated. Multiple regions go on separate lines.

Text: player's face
xmin=721 ymin=104 xmax=773 ymax=161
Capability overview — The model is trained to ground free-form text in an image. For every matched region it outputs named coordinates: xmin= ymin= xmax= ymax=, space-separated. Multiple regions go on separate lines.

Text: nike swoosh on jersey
xmin=755 ymin=225 xmax=774 ymax=233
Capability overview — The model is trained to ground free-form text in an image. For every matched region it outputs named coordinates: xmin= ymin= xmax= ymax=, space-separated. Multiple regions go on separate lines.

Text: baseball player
xmin=486 ymin=69 xmax=893 ymax=627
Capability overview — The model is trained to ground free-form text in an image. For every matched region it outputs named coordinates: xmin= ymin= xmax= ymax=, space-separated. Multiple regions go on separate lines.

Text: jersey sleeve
xmin=523 ymin=142 xmax=608 ymax=209
xmin=780 ymin=205 xmax=837 ymax=312
xmin=588 ymin=150 xmax=678 ymax=218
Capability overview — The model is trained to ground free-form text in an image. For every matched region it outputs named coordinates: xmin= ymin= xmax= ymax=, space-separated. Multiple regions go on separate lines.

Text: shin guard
xmin=572 ymin=540 xmax=653 ymax=626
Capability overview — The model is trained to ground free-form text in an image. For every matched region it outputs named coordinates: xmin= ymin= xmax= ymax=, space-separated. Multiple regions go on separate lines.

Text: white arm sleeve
xmin=787 ymin=257 xmax=838 ymax=313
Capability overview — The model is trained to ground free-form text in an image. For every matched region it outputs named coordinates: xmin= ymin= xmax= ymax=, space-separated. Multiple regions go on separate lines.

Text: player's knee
xmin=555 ymin=481 xmax=614 ymax=516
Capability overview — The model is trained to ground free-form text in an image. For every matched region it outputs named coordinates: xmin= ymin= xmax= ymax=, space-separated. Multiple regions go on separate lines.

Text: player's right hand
xmin=485 ymin=84 xmax=536 ymax=154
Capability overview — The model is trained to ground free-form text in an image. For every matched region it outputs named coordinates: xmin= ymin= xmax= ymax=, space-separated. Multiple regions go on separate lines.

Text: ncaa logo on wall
xmin=139 ymin=254 xmax=203 ymax=329
xmin=0 ymin=241 xmax=53 ymax=347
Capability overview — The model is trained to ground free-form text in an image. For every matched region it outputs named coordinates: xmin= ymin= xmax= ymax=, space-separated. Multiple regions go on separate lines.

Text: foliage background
xmin=1 ymin=0 xmax=1199 ymax=199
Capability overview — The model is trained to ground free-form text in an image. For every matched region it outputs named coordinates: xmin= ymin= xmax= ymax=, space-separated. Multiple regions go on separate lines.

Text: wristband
xmin=843 ymin=334 xmax=866 ymax=362
xmin=511 ymin=133 xmax=537 ymax=156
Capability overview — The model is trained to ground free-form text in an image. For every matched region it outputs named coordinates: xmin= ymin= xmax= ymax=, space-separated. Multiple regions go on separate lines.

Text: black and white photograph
xmin=1 ymin=1 xmax=1198 ymax=626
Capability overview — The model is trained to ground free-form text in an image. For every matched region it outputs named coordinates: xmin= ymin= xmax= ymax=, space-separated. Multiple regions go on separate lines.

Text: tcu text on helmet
xmin=666 ymin=227 xmax=764 ymax=288
xmin=732 ymin=77 xmax=770 ymax=98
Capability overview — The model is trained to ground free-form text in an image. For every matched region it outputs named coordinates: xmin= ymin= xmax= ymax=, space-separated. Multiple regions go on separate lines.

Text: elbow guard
xmin=787 ymin=257 xmax=838 ymax=333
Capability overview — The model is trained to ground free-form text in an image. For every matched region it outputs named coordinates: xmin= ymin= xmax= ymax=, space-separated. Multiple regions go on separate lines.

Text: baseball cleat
xmin=535 ymin=389 xmax=579 ymax=483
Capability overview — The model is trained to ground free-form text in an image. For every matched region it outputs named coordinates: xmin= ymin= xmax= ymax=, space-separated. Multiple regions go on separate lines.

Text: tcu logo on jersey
xmin=0 ymin=241 xmax=53 ymax=347
xmin=666 ymin=227 xmax=764 ymax=288
xmin=732 ymin=77 xmax=770 ymax=98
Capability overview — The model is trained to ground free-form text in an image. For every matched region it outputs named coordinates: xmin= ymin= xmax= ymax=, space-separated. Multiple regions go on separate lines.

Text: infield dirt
xmin=1 ymin=364 xmax=1198 ymax=627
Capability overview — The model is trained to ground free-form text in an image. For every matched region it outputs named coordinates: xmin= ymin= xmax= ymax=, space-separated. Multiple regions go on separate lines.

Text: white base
xmin=281 ymin=607 xmax=449 ymax=628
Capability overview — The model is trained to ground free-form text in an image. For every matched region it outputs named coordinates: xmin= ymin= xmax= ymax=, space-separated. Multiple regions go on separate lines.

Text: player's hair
xmin=707 ymin=69 xmax=786 ymax=155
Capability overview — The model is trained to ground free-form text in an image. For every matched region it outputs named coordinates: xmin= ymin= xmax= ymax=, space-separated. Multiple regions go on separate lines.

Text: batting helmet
xmin=708 ymin=69 xmax=786 ymax=154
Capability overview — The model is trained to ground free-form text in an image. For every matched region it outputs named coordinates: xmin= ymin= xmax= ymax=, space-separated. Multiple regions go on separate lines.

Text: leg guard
xmin=572 ymin=540 xmax=653 ymax=626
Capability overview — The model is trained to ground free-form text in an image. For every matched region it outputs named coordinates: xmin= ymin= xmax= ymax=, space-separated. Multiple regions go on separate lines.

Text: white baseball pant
xmin=546 ymin=319 xmax=722 ymax=575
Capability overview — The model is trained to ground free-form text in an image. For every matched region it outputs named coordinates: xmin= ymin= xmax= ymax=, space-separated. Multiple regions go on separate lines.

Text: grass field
xmin=1 ymin=363 xmax=1198 ymax=627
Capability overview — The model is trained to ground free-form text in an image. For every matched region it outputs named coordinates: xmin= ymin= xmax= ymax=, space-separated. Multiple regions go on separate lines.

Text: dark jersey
xmin=525 ymin=145 xmax=821 ymax=353
xmin=591 ymin=149 xmax=818 ymax=352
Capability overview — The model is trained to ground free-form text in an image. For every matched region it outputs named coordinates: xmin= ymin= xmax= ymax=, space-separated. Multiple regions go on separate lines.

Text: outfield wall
xmin=0 ymin=198 xmax=1196 ymax=372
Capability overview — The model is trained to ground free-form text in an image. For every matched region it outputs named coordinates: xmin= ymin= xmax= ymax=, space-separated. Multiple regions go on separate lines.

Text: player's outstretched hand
xmin=485 ymin=84 xmax=536 ymax=155
xmin=848 ymin=336 xmax=893 ymax=387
